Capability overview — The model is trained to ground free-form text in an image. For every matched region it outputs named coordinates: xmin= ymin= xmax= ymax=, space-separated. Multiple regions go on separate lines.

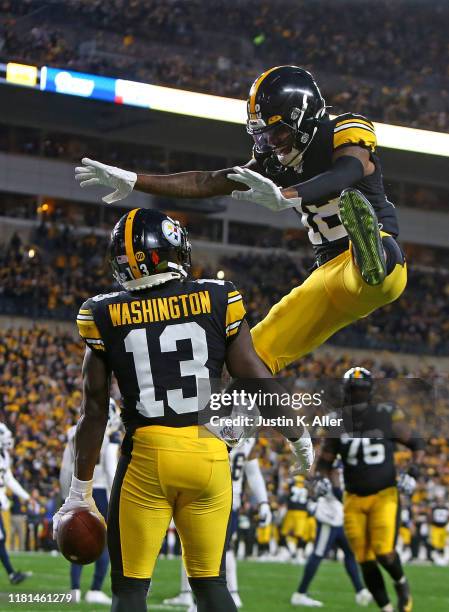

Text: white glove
xmin=290 ymin=430 xmax=315 ymax=474
xmin=75 ymin=158 xmax=137 ymax=204
xmin=398 ymin=473 xmax=417 ymax=496
xmin=53 ymin=476 xmax=105 ymax=539
xmin=258 ymin=502 xmax=272 ymax=527
xmin=227 ymin=166 xmax=302 ymax=212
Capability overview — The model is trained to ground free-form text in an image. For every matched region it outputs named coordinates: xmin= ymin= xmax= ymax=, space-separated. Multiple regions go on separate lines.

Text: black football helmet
xmin=247 ymin=66 xmax=326 ymax=164
xmin=109 ymin=208 xmax=191 ymax=291
xmin=342 ymin=367 xmax=373 ymax=406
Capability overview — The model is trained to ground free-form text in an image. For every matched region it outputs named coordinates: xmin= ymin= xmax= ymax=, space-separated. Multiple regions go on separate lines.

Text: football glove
xmin=53 ymin=476 xmax=105 ymax=539
xmin=398 ymin=473 xmax=417 ymax=496
xmin=75 ymin=158 xmax=137 ymax=204
xmin=290 ymin=430 xmax=315 ymax=474
xmin=227 ymin=166 xmax=302 ymax=212
xmin=258 ymin=502 xmax=272 ymax=528
xmin=314 ymin=477 xmax=332 ymax=497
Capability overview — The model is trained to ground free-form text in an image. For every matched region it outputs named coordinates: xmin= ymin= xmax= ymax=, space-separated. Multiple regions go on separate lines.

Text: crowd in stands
xmin=1 ymin=225 xmax=448 ymax=355
xmin=0 ymin=0 xmax=448 ymax=131
xmin=0 ymin=324 xmax=447 ymax=552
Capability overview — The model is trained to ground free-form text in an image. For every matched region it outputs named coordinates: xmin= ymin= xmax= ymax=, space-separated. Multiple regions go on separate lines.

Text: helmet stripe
xmin=124 ymin=208 xmax=143 ymax=280
xmin=248 ymin=65 xmax=282 ymax=115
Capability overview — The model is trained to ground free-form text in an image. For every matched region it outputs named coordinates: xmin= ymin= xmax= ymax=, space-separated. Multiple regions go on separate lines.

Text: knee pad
xmin=382 ymin=236 xmax=405 ymax=274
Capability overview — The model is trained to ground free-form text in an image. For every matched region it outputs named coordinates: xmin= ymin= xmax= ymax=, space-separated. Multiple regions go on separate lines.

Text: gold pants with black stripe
xmin=108 ymin=426 xmax=232 ymax=579
xmin=251 ymin=246 xmax=407 ymax=374
xmin=344 ymin=486 xmax=399 ymax=562
xmin=281 ymin=510 xmax=308 ymax=540
xmin=430 ymin=525 xmax=447 ymax=550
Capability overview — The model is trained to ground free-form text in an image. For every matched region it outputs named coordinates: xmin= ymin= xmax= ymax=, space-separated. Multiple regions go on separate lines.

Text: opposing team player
xmin=53 ymin=209 xmax=313 ymax=612
xmin=317 ymin=367 xmax=424 ymax=612
xmin=0 ymin=423 xmax=30 ymax=584
xmin=291 ymin=474 xmax=372 ymax=607
xmin=75 ymin=65 xmax=406 ymax=375
xmin=59 ymin=400 xmax=121 ymax=605
xmin=165 ymin=438 xmax=271 ymax=609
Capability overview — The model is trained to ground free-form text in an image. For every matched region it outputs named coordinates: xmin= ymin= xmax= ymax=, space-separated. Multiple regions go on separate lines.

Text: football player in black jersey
xmin=52 ymin=208 xmax=313 ymax=612
xmin=75 ymin=65 xmax=407 ymax=375
xmin=316 ymin=367 xmax=425 ymax=612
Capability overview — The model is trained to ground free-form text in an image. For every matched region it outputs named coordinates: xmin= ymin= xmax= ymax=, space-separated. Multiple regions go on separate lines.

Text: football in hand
xmin=57 ymin=509 xmax=106 ymax=565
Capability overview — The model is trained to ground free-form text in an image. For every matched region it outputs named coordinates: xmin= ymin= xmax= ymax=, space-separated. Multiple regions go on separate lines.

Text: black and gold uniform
xmin=77 ymin=209 xmax=246 ymax=586
xmin=321 ymin=402 xmax=406 ymax=563
xmin=245 ymin=67 xmax=407 ymax=374
xmin=281 ymin=476 xmax=309 ymax=540
xmin=430 ymin=504 xmax=449 ymax=551
xmin=399 ymin=505 xmax=413 ymax=548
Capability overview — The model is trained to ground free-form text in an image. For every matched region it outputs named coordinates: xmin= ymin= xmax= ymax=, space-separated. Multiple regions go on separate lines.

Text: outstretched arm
xmin=75 ymin=158 xmax=257 ymax=203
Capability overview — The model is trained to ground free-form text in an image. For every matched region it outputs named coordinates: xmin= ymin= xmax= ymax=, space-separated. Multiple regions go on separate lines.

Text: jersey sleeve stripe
xmin=334 ymin=123 xmax=375 ymax=134
xmin=228 ymin=290 xmax=240 ymax=298
xmin=77 ymin=318 xmax=102 ymax=340
xmin=334 ymin=127 xmax=377 ymax=151
xmin=335 ymin=117 xmax=374 ymax=129
xmin=76 ymin=314 xmax=94 ymax=321
xmin=79 ymin=308 xmax=92 ymax=315
xmin=227 ymin=295 xmax=243 ymax=305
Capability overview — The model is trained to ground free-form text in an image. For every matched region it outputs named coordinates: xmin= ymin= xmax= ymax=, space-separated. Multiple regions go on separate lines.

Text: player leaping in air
xmin=75 ymin=65 xmax=407 ymax=375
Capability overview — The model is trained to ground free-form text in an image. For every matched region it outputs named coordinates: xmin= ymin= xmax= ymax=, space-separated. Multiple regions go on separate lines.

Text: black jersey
xmin=324 ymin=402 xmax=403 ymax=496
xmin=76 ymin=279 xmax=245 ymax=431
xmin=431 ymin=505 xmax=449 ymax=527
xmin=253 ymin=113 xmax=399 ymax=261
xmin=286 ymin=477 xmax=309 ymax=511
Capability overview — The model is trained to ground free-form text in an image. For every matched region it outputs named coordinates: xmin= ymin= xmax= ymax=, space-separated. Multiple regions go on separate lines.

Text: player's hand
xmin=258 ymin=502 xmax=272 ymax=527
xmin=53 ymin=477 xmax=105 ymax=539
xmin=290 ymin=430 xmax=315 ymax=474
xmin=398 ymin=473 xmax=417 ymax=496
xmin=227 ymin=166 xmax=302 ymax=212
xmin=75 ymin=158 xmax=137 ymax=204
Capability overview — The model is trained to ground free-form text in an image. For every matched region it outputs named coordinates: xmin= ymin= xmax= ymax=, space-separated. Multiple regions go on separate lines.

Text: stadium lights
xmin=2 ymin=62 xmax=449 ymax=157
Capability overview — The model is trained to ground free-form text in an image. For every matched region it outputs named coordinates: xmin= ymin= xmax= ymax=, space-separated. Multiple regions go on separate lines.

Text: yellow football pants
xmin=1 ymin=510 xmax=11 ymax=548
xmin=251 ymin=246 xmax=407 ymax=374
xmin=344 ymin=486 xmax=399 ymax=562
xmin=108 ymin=426 xmax=232 ymax=579
xmin=281 ymin=510 xmax=308 ymax=540
xmin=399 ymin=526 xmax=412 ymax=547
xmin=430 ymin=526 xmax=447 ymax=550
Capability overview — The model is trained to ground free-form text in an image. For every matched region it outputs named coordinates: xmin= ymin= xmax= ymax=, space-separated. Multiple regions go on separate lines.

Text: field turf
xmin=1 ymin=553 xmax=448 ymax=611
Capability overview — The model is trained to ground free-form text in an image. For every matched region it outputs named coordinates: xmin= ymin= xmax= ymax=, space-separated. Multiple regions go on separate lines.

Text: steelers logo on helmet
xmin=162 ymin=218 xmax=182 ymax=246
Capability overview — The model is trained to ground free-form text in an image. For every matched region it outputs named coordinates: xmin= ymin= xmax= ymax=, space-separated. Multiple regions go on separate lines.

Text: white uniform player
xmin=164 ymin=438 xmax=272 ymax=609
xmin=59 ymin=400 xmax=120 ymax=605
xmin=0 ymin=423 xmax=30 ymax=584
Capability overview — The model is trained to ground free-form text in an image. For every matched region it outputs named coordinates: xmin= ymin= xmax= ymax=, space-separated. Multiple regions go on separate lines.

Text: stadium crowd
xmin=0 ymin=0 xmax=448 ymax=131
xmin=1 ymin=226 xmax=448 ymax=355
xmin=0 ymin=324 xmax=447 ymax=554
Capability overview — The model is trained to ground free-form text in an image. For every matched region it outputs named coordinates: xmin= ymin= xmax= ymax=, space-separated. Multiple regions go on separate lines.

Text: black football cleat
xmin=339 ymin=188 xmax=387 ymax=286
xmin=394 ymin=577 xmax=413 ymax=612
xmin=9 ymin=571 xmax=28 ymax=585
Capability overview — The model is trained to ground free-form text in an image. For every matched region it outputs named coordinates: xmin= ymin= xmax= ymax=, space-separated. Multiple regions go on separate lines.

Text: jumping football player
xmin=75 ymin=65 xmax=407 ymax=376
xmin=164 ymin=438 xmax=271 ymax=609
xmin=0 ymin=423 xmax=30 ymax=585
xmin=317 ymin=367 xmax=424 ymax=612
xmin=53 ymin=209 xmax=313 ymax=612
xmin=59 ymin=399 xmax=121 ymax=605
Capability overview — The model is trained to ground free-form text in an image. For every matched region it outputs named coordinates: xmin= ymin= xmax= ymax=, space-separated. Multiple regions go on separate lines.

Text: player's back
xmin=77 ymin=278 xmax=244 ymax=431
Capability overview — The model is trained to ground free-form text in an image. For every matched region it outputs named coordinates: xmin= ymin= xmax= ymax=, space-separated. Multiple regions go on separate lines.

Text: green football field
xmin=0 ymin=553 xmax=448 ymax=611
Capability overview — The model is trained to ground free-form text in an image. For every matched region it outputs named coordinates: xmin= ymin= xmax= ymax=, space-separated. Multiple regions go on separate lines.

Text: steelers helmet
xmin=109 ymin=208 xmax=191 ymax=291
xmin=0 ymin=423 xmax=13 ymax=451
xmin=247 ymin=66 xmax=326 ymax=161
xmin=342 ymin=367 xmax=373 ymax=404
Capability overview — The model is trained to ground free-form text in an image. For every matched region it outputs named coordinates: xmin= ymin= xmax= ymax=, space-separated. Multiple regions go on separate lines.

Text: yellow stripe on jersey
xmin=226 ymin=293 xmax=246 ymax=338
xmin=335 ymin=117 xmax=374 ymax=129
xmin=248 ymin=66 xmax=281 ymax=116
xmin=334 ymin=126 xmax=377 ymax=152
xmin=77 ymin=309 xmax=104 ymax=351
xmin=124 ymin=209 xmax=142 ymax=280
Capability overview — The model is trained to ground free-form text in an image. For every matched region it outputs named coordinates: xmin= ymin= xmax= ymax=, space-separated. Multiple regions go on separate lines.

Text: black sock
xmin=111 ymin=573 xmax=150 ymax=612
xmin=382 ymin=235 xmax=405 ymax=275
xmin=360 ymin=561 xmax=390 ymax=608
xmin=189 ymin=575 xmax=237 ymax=612
xmin=278 ymin=535 xmax=288 ymax=548
xmin=377 ymin=552 xmax=404 ymax=583
xmin=0 ymin=540 xmax=14 ymax=575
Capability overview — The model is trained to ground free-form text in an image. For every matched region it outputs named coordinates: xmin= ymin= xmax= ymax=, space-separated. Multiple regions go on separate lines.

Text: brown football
xmin=57 ymin=509 xmax=106 ymax=565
